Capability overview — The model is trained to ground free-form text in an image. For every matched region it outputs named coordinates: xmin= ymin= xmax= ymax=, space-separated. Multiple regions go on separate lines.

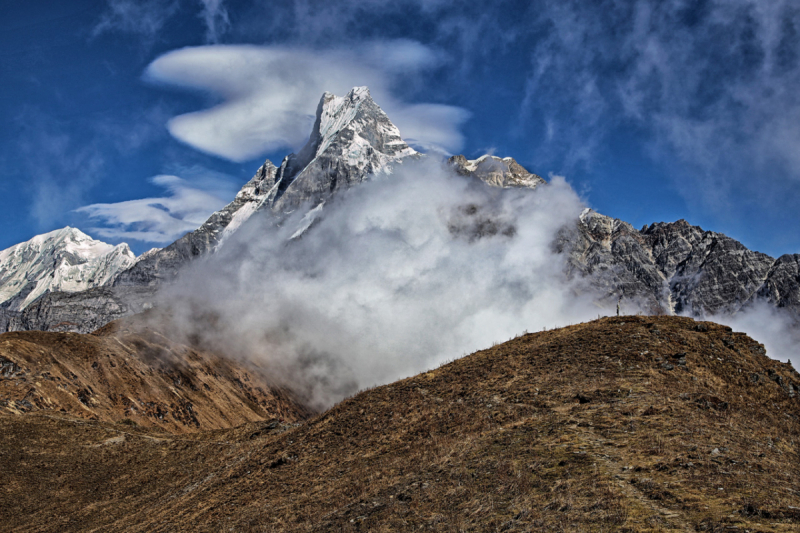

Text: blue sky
xmin=2 ymin=0 xmax=800 ymax=257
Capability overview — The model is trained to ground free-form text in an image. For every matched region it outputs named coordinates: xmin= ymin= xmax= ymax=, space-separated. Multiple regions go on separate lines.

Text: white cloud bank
xmin=156 ymin=159 xmax=616 ymax=409
xmin=76 ymin=173 xmax=235 ymax=244
xmin=148 ymin=157 xmax=800 ymax=409
xmin=144 ymin=42 xmax=470 ymax=161
xmin=706 ymin=302 xmax=800 ymax=369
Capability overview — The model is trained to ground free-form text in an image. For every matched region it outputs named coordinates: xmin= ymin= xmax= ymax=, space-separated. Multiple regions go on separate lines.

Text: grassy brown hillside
xmin=0 ymin=315 xmax=311 ymax=433
xmin=2 ymin=316 xmax=800 ymax=531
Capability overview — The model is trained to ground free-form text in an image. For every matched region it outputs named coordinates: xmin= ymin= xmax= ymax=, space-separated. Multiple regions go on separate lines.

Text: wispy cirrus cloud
xmin=144 ymin=41 xmax=470 ymax=161
xmin=198 ymin=0 xmax=230 ymax=43
xmin=94 ymin=0 xmax=229 ymax=43
xmin=520 ymin=0 xmax=800 ymax=221
xmin=76 ymin=172 xmax=237 ymax=244
xmin=11 ymin=105 xmax=168 ymax=232
xmin=93 ymin=0 xmax=180 ymax=38
xmin=13 ymin=109 xmax=107 ymax=230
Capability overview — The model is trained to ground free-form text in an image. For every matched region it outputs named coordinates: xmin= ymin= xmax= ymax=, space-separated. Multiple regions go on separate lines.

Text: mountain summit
xmin=449 ymin=154 xmax=545 ymax=190
xmin=114 ymin=86 xmax=417 ymax=288
xmin=268 ymin=86 xmax=418 ymax=212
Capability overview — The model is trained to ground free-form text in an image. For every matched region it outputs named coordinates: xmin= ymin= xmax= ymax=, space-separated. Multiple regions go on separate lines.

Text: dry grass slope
xmin=1 ymin=315 xmax=799 ymax=532
xmin=0 ymin=316 xmax=311 ymax=433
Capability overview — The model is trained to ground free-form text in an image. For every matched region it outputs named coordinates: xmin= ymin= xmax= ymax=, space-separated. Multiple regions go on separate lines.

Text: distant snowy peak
xmin=449 ymin=155 xmax=546 ymax=190
xmin=0 ymin=227 xmax=135 ymax=310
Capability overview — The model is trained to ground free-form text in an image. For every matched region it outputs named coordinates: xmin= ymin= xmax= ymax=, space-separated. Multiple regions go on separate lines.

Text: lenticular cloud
xmin=144 ymin=43 xmax=470 ymax=161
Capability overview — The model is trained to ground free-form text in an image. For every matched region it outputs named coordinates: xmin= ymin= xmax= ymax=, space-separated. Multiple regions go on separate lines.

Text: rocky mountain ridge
xmin=1 ymin=86 xmax=798 ymax=334
xmin=449 ymin=154 xmax=546 ymax=189
xmin=0 ymin=313 xmax=311 ymax=432
xmin=113 ymin=86 xmax=418 ymax=288
xmin=0 ymin=87 xmax=420 ymax=331
xmin=564 ymin=208 xmax=800 ymax=317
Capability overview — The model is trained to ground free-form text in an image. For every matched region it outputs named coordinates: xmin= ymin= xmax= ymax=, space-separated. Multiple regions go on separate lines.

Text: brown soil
xmin=1 ymin=315 xmax=799 ymax=531
xmin=0 ymin=316 xmax=311 ymax=433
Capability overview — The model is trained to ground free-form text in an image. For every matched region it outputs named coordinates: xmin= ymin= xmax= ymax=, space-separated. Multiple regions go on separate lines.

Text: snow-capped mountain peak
xmin=114 ymin=86 xmax=421 ymax=288
xmin=312 ymin=87 xmax=415 ymax=161
xmin=268 ymin=86 xmax=418 ymax=211
xmin=0 ymin=227 xmax=135 ymax=311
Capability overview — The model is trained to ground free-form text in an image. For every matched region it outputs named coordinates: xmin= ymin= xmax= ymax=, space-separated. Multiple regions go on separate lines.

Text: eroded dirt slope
xmin=2 ymin=316 xmax=800 ymax=532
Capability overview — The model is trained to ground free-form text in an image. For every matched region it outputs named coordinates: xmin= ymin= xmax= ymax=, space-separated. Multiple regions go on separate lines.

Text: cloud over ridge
xmin=156 ymin=159 xmax=612 ymax=408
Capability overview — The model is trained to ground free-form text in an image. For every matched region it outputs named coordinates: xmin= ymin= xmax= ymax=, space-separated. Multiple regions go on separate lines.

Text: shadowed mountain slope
xmin=1 ymin=316 xmax=799 ymax=531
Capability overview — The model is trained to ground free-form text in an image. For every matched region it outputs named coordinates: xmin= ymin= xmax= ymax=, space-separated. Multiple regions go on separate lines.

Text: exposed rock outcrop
xmin=562 ymin=210 xmax=790 ymax=317
xmin=0 ymin=285 xmax=156 ymax=334
xmin=757 ymin=253 xmax=800 ymax=311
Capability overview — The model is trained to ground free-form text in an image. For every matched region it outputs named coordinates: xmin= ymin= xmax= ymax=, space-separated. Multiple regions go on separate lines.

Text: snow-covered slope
xmin=113 ymin=161 xmax=279 ymax=287
xmin=0 ymin=227 xmax=135 ymax=311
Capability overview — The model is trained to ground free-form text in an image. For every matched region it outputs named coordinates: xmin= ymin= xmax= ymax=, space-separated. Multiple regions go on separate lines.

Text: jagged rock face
xmin=757 ymin=254 xmax=800 ymax=311
xmin=114 ymin=161 xmax=279 ymax=287
xmin=449 ymin=154 xmax=545 ymax=189
xmin=556 ymin=209 xmax=667 ymax=313
xmin=268 ymin=86 xmax=418 ymax=213
xmin=644 ymin=221 xmax=774 ymax=315
xmin=0 ymin=227 xmax=135 ymax=312
xmin=0 ymin=286 xmax=157 ymax=334
xmin=562 ymin=210 xmax=793 ymax=317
